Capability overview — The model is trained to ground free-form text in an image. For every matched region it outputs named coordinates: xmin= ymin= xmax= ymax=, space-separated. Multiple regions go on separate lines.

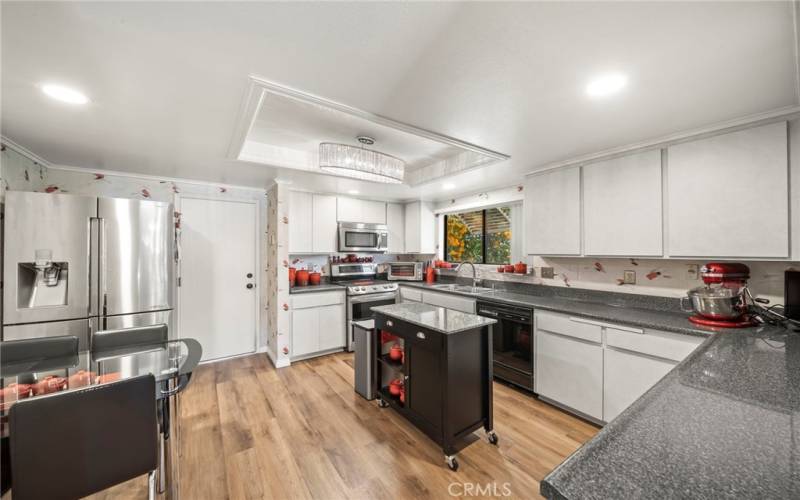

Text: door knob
xmin=246 ymin=283 xmax=254 ymax=289
xmin=246 ymin=273 xmax=253 ymax=279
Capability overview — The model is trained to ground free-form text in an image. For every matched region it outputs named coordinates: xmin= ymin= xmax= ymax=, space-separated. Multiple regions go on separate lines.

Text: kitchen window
xmin=444 ymin=206 xmax=513 ymax=264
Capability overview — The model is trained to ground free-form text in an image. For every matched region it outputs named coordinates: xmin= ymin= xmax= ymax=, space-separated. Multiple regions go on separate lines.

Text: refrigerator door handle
xmin=89 ymin=218 xmax=100 ymax=318
xmin=98 ymin=217 xmax=107 ymax=329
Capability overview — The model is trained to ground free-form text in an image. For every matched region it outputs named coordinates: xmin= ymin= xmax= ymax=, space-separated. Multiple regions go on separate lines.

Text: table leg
xmin=157 ymin=377 xmax=178 ymax=498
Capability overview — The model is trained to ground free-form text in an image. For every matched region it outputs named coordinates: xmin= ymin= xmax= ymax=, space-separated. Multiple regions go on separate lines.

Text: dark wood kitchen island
xmin=371 ymin=303 xmax=498 ymax=471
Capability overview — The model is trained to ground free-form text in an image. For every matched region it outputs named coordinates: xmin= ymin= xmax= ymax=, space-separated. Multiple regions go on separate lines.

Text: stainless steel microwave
xmin=338 ymin=222 xmax=389 ymax=253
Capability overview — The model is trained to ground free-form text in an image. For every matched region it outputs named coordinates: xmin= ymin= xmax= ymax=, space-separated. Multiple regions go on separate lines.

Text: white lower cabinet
xmin=534 ymin=310 xmax=704 ymax=423
xmin=317 ymin=304 xmax=346 ymax=351
xmin=291 ymin=291 xmax=346 ymax=359
xmin=399 ymin=286 xmax=423 ymax=303
xmin=421 ymin=290 xmax=476 ymax=313
xmin=292 ymin=308 xmax=319 ymax=357
xmin=603 ymin=348 xmax=675 ymax=422
xmin=536 ymin=331 xmax=604 ymax=419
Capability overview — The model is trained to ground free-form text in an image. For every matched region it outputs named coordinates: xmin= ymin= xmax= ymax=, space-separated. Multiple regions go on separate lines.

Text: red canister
xmin=295 ymin=269 xmax=309 ymax=286
xmin=389 ymin=343 xmax=403 ymax=362
xmin=288 ymin=267 xmax=296 ymax=287
xmin=309 ymin=272 xmax=321 ymax=285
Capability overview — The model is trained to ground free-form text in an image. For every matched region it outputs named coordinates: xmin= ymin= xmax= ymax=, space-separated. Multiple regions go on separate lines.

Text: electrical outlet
xmin=541 ymin=267 xmax=555 ymax=279
xmin=686 ymin=264 xmax=700 ymax=280
xmin=623 ymin=270 xmax=636 ymax=284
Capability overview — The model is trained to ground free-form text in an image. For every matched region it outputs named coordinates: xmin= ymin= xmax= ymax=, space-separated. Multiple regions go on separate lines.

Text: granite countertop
xmin=541 ymin=323 xmax=800 ymax=499
xmin=371 ymin=302 xmax=497 ymax=334
xmin=289 ymin=282 xmax=345 ymax=294
xmin=397 ymin=280 xmax=800 ymax=496
xmin=400 ymin=281 xmax=716 ymax=338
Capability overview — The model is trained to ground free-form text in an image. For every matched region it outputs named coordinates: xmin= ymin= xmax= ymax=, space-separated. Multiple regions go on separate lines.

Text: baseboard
xmin=290 ymin=347 xmax=345 ymax=363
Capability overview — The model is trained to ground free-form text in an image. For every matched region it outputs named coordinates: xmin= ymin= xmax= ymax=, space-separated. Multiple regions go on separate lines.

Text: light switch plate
xmin=623 ymin=270 xmax=636 ymax=284
xmin=686 ymin=264 xmax=700 ymax=280
xmin=541 ymin=267 xmax=555 ymax=279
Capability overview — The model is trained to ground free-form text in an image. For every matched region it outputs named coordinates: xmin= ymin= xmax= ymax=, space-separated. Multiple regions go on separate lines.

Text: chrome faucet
xmin=455 ymin=261 xmax=480 ymax=289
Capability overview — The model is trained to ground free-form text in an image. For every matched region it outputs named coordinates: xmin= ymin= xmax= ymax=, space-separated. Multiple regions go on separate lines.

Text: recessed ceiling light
xmin=443 ymin=183 xmax=456 ymax=190
xmin=40 ymin=83 xmax=89 ymax=105
xmin=347 ymin=189 xmax=359 ymax=195
xmin=585 ymin=73 xmax=627 ymax=98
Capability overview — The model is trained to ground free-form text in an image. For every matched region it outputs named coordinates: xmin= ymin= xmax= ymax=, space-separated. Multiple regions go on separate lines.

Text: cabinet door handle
xmin=387 ymin=320 xmax=394 ymax=327
xmin=416 ymin=332 xmax=426 ymax=339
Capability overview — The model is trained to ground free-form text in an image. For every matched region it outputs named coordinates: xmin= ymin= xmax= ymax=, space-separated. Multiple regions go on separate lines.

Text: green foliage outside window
xmin=445 ymin=207 xmax=511 ymax=265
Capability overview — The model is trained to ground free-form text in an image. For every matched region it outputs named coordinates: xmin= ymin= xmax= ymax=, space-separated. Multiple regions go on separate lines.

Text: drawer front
xmin=375 ymin=314 xmax=442 ymax=352
xmin=606 ymin=328 xmax=704 ymax=362
xmin=400 ymin=286 xmax=423 ymax=302
xmin=291 ymin=291 xmax=345 ymax=309
xmin=422 ymin=291 xmax=476 ymax=313
xmin=535 ymin=311 xmax=602 ymax=344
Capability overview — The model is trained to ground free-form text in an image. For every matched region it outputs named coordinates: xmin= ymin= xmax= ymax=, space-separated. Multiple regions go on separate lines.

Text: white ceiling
xmin=2 ymin=1 xmax=798 ymax=201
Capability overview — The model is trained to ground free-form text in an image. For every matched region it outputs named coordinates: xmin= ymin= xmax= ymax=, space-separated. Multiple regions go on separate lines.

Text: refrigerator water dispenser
xmin=17 ymin=250 xmax=69 ymax=308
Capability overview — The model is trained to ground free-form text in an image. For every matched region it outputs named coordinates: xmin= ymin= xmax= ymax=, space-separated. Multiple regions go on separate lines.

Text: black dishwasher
xmin=476 ymin=301 xmax=534 ymax=392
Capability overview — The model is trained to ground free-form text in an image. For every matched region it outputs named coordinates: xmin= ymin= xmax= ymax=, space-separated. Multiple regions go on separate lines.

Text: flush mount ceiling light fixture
xmin=319 ymin=136 xmax=405 ymax=184
xmin=585 ymin=73 xmax=628 ymax=98
xmin=40 ymin=83 xmax=89 ymax=105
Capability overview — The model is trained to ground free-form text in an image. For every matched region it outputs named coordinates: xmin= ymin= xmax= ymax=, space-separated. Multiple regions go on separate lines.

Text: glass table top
xmin=1 ymin=338 xmax=202 ymax=415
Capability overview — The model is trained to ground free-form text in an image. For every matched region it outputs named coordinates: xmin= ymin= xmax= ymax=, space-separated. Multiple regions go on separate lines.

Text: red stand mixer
xmin=682 ymin=263 xmax=758 ymax=328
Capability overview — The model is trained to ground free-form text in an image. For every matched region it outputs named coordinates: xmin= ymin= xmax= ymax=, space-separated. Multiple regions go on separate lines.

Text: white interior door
xmin=179 ymin=197 xmax=257 ymax=361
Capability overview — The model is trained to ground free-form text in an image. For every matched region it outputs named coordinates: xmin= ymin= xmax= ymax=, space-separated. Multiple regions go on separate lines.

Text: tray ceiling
xmin=233 ymin=77 xmax=509 ymax=186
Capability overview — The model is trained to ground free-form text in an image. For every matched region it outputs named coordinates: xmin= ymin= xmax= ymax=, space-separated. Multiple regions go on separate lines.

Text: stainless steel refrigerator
xmin=2 ymin=191 xmax=174 ymax=348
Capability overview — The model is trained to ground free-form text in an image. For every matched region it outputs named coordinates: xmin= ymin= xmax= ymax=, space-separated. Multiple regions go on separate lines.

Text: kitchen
xmin=1 ymin=1 xmax=800 ymax=499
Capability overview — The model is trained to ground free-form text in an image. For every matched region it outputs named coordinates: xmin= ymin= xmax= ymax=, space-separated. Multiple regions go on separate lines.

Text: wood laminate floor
xmin=89 ymin=352 xmax=598 ymax=500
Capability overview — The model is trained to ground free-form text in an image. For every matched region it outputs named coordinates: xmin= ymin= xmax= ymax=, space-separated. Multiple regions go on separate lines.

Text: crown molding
xmin=47 ymin=163 xmax=268 ymax=193
xmin=1 ymin=136 xmax=52 ymax=166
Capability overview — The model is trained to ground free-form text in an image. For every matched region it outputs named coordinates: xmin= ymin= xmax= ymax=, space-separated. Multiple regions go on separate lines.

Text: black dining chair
xmin=8 ymin=374 xmax=159 ymax=500
xmin=1 ymin=335 xmax=80 ymax=496
xmin=91 ymin=324 xmax=169 ymax=353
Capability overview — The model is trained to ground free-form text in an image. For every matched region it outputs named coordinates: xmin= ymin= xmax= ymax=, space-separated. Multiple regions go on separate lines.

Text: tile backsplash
xmin=447 ymin=257 xmax=798 ymax=304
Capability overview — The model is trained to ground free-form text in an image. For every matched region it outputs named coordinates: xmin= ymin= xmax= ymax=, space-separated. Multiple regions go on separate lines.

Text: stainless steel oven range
xmin=331 ymin=263 xmax=398 ymax=352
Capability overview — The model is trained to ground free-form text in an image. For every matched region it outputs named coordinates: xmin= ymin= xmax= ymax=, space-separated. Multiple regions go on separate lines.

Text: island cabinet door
xmin=406 ymin=340 xmax=443 ymax=439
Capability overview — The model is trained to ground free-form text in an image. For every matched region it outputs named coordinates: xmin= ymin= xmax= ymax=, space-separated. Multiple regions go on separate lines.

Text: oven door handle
xmin=348 ymin=292 xmax=398 ymax=304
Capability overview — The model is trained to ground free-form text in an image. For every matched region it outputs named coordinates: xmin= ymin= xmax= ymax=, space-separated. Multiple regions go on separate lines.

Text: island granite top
xmin=371 ymin=302 xmax=497 ymax=334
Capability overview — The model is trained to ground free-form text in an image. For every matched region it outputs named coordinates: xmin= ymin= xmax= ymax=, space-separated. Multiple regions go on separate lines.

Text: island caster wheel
xmin=445 ymin=455 xmax=459 ymax=471
xmin=378 ymin=398 xmax=389 ymax=408
xmin=487 ymin=430 xmax=499 ymax=445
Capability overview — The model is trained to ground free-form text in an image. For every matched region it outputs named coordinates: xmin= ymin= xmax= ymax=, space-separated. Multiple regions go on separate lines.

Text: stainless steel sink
xmin=431 ymin=283 xmax=494 ymax=294
xmin=454 ymin=285 xmax=494 ymax=294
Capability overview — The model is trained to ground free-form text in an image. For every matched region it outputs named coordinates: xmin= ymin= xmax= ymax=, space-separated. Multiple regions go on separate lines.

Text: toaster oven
xmin=387 ymin=262 xmax=424 ymax=281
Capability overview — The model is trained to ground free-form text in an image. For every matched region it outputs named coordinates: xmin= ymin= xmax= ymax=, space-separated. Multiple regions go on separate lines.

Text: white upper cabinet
xmin=311 ymin=194 xmax=337 ymax=253
xmin=525 ymin=167 xmax=581 ymax=255
xmin=386 ymin=202 xmax=405 ymax=253
xmin=336 ymin=197 xmax=386 ymax=224
xmin=289 ymin=191 xmax=338 ymax=254
xmin=404 ymin=201 xmax=436 ymax=254
xmin=288 ymin=190 xmax=312 ymax=254
xmin=583 ymin=150 xmax=663 ymax=256
xmin=667 ymin=121 xmax=789 ymax=258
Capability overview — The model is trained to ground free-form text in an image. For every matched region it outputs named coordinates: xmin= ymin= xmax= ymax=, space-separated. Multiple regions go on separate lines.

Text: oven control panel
xmin=347 ymin=283 xmax=398 ymax=296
